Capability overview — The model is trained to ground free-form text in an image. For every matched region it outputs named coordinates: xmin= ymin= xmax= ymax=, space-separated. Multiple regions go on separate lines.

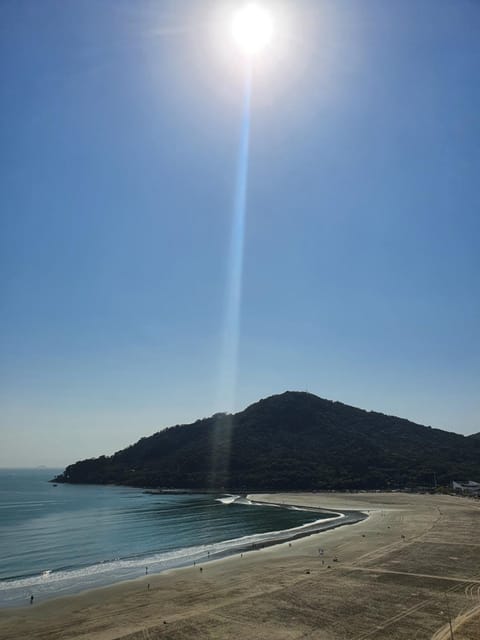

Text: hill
xmin=52 ymin=392 xmax=480 ymax=490
xmin=469 ymin=432 xmax=480 ymax=441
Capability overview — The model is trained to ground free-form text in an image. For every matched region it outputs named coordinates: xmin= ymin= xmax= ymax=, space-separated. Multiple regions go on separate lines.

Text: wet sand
xmin=0 ymin=492 xmax=479 ymax=639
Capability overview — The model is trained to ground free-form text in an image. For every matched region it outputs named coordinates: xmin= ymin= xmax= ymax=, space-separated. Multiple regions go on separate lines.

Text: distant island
xmin=52 ymin=391 xmax=480 ymax=490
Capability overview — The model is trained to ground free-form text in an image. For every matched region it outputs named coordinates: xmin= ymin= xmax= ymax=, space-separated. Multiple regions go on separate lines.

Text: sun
xmin=231 ymin=3 xmax=274 ymax=57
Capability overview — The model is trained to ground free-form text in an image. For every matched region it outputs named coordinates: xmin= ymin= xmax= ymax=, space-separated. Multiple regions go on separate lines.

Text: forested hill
xmin=469 ymin=433 xmax=480 ymax=440
xmin=52 ymin=391 xmax=480 ymax=490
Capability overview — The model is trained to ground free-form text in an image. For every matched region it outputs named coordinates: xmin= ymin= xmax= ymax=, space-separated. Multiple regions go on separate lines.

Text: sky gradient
xmin=1 ymin=0 xmax=479 ymax=467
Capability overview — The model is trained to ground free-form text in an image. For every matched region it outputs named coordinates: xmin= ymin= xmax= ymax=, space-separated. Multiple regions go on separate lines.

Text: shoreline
xmin=0 ymin=495 xmax=367 ymax=610
xmin=1 ymin=492 xmax=479 ymax=640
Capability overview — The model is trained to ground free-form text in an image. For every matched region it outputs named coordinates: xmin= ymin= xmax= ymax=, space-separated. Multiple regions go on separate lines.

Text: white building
xmin=452 ymin=480 xmax=480 ymax=495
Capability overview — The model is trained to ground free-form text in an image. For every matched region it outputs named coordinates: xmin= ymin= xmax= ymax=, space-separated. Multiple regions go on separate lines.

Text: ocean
xmin=0 ymin=468 xmax=338 ymax=608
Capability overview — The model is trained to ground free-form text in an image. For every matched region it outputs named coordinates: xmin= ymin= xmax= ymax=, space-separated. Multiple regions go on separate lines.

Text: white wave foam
xmin=216 ymin=495 xmax=240 ymax=504
xmin=0 ymin=499 xmax=349 ymax=607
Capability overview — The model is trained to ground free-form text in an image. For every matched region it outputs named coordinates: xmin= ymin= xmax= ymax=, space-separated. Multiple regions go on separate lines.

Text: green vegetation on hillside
xmin=52 ymin=392 xmax=480 ymax=490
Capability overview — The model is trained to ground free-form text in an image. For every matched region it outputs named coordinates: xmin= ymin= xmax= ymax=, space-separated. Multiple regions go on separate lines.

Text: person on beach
xmin=30 ymin=595 xmax=34 ymax=605
xmin=145 ymin=566 xmax=148 ymax=575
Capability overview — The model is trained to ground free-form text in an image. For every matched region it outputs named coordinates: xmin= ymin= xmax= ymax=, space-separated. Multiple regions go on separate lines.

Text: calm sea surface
xmin=0 ymin=469 xmax=326 ymax=607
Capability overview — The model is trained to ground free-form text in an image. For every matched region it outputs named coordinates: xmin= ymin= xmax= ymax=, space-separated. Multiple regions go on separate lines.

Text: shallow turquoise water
xmin=0 ymin=468 xmax=325 ymax=606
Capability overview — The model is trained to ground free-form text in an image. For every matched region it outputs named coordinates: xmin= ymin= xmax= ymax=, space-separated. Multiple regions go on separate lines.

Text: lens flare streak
xmin=221 ymin=65 xmax=252 ymax=412
xmin=211 ymin=65 xmax=253 ymax=488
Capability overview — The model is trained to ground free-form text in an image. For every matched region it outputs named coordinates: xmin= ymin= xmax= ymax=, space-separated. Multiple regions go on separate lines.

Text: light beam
xmin=211 ymin=64 xmax=253 ymax=488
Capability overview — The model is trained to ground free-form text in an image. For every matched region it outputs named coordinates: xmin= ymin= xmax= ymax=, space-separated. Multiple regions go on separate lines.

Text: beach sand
xmin=0 ymin=492 xmax=479 ymax=639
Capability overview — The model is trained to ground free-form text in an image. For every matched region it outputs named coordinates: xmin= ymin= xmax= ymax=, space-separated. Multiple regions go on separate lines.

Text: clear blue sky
xmin=1 ymin=0 xmax=479 ymax=467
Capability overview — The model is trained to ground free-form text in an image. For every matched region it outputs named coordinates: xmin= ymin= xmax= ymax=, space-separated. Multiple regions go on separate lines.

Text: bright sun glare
xmin=231 ymin=3 xmax=274 ymax=56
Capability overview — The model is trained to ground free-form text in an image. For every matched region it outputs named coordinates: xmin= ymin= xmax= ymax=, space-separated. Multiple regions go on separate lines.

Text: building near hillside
xmin=452 ymin=480 xmax=480 ymax=495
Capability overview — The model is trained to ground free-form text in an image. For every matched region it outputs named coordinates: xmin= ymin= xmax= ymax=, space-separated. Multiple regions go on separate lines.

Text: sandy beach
xmin=0 ymin=492 xmax=479 ymax=639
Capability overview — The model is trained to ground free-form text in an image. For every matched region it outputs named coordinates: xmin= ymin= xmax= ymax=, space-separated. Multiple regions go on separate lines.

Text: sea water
xmin=0 ymin=469 xmax=332 ymax=607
